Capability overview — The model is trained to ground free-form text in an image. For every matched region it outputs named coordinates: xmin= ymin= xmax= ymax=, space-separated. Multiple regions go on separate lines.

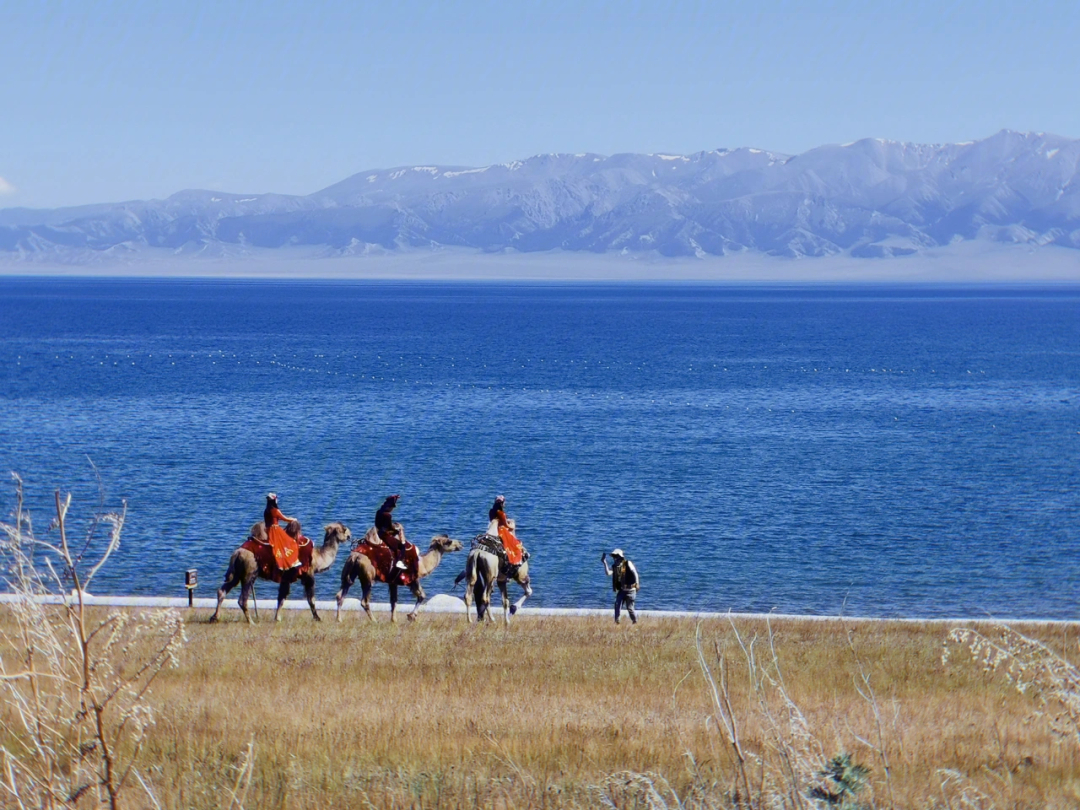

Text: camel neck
xmin=418 ymin=547 xmax=442 ymax=578
xmin=313 ymin=532 xmax=341 ymax=572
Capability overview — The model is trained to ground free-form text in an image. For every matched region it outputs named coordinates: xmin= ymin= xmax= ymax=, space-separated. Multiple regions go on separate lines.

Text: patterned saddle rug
xmin=471 ymin=533 xmax=528 ymax=577
xmin=241 ymin=534 xmax=313 ymax=583
xmin=352 ymin=540 xmax=421 ymax=586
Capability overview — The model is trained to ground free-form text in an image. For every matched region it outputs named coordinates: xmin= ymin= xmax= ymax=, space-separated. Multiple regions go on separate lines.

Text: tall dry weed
xmin=602 ymin=618 xmax=888 ymax=809
xmin=694 ymin=618 xmax=867 ymax=809
xmin=944 ymin=624 xmax=1080 ymax=745
xmin=0 ymin=474 xmax=186 ymax=809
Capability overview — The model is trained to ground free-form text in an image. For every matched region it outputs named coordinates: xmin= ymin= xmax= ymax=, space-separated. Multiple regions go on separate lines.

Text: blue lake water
xmin=0 ymin=278 xmax=1077 ymax=618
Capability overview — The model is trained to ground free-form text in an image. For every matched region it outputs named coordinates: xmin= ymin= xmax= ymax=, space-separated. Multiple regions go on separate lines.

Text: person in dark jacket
xmin=601 ymin=548 xmax=639 ymax=624
xmin=375 ymin=495 xmax=415 ymax=578
xmin=375 ymin=495 xmax=400 ymax=543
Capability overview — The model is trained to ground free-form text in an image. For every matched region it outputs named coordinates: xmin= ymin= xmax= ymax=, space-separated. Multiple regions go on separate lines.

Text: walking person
xmin=601 ymin=548 xmax=639 ymax=625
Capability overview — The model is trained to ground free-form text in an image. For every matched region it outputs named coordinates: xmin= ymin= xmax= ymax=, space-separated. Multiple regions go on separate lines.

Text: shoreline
xmin=2 ymin=592 xmax=1075 ymax=625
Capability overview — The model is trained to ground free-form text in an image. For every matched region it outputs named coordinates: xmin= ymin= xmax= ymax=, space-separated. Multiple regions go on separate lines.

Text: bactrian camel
xmin=209 ymin=521 xmax=351 ymax=624
xmin=335 ymin=526 xmax=463 ymax=622
xmin=457 ymin=519 xmax=533 ymax=625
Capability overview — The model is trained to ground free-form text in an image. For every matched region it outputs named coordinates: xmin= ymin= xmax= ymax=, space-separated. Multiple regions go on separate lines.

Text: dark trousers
xmin=614 ymin=589 xmax=637 ymax=624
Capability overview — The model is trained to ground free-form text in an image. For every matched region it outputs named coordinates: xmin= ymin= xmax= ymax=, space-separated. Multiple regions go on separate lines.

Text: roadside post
xmin=185 ymin=569 xmax=198 ymax=608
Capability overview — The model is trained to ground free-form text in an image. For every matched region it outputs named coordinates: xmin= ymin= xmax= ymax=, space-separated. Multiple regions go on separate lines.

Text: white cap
xmin=610 ymin=548 xmax=624 ymax=558
xmin=267 ymin=492 xmax=277 ymax=500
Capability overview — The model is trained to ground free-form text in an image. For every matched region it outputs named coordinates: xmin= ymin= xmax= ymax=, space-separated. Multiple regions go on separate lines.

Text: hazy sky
xmin=4 ymin=0 xmax=1079 ymax=208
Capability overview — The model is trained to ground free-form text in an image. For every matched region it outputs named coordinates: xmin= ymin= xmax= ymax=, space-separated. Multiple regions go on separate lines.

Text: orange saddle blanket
xmin=242 ymin=533 xmax=313 ymax=583
xmin=353 ymin=540 xmax=420 ymax=586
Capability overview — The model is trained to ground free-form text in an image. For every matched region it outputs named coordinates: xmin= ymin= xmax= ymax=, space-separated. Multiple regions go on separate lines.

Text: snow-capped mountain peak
xmin=3 ymin=131 xmax=1079 ymax=260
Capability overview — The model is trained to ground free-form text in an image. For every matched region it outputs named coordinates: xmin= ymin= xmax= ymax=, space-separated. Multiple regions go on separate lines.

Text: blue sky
xmin=4 ymin=0 xmax=1079 ymax=208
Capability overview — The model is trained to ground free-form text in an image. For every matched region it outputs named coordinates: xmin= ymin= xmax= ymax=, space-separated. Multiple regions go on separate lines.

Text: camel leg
xmin=498 ymin=578 xmax=511 ymax=625
xmin=336 ymin=560 xmax=357 ymax=621
xmin=237 ymin=576 xmax=257 ymax=624
xmin=511 ymin=576 xmax=533 ymax=616
xmin=274 ymin=580 xmax=290 ymax=623
xmin=463 ymin=579 xmax=474 ymax=622
xmin=210 ymin=568 xmax=239 ymax=623
xmin=360 ymin=577 xmax=375 ymax=622
xmin=483 ymin=574 xmax=497 ymax=624
xmin=472 ymin=562 xmax=490 ymax=622
xmin=211 ymin=552 xmax=248 ymax=623
xmin=389 ymin=582 xmax=399 ymax=624
xmin=303 ymin=574 xmax=320 ymax=621
xmin=335 ymin=581 xmax=349 ymax=622
xmin=406 ymin=582 xmax=426 ymax=622
xmin=462 ymin=558 xmax=476 ymax=623
xmin=473 ymin=580 xmax=487 ymax=621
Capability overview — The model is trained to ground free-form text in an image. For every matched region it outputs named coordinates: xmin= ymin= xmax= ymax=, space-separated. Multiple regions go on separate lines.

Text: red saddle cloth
xmin=241 ymin=534 xmax=313 ymax=583
xmin=353 ymin=540 xmax=420 ymax=586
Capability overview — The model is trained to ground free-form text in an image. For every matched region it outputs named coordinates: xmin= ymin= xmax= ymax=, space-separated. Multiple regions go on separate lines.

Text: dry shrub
xmin=695 ymin=619 xmax=827 ymax=808
xmin=609 ymin=619 xmax=879 ymax=810
xmin=0 ymin=474 xmax=186 ymax=809
xmin=938 ymin=623 xmax=1080 ymax=809
xmin=944 ymin=624 xmax=1080 ymax=745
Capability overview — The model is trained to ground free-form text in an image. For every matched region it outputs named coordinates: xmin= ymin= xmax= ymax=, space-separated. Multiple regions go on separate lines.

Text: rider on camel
xmin=488 ymin=495 xmax=509 ymax=532
xmin=264 ymin=493 xmax=300 ymax=572
xmin=376 ymin=494 xmax=417 ymax=580
xmin=488 ymin=495 xmax=525 ymax=566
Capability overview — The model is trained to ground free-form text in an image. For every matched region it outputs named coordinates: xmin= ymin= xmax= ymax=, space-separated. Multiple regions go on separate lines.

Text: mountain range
xmin=3 ymin=129 xmax=1079 ymax=262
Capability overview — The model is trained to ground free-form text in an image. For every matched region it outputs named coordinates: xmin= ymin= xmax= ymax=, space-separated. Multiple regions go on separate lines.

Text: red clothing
xmin=242 ymin=533 xmax=313 ymax=583
xmin=499 ymin=526 xmax=524 ymax=565
xmin=264 ymin=506 xmax=299 ymax=570
xmin=265 ymin=506 xmax=289 ymax=528
xmin=490 ymin=507 xmax=523 ymax=565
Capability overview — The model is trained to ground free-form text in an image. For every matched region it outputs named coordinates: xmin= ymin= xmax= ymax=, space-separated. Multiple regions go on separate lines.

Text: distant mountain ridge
xmin=4 ymin=130 xmax=1080 ymax=261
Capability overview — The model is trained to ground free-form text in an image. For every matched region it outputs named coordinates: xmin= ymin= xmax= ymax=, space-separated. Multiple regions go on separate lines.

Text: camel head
xmin=323 ymin=522 xmax=351 ymax=546
xmin=428 ymin=534 xmax=463 ymax=554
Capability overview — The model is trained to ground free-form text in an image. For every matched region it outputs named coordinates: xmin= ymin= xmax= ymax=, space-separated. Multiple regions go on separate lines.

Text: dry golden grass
xmin=4 ymin=609 xmax=1080 ymax=809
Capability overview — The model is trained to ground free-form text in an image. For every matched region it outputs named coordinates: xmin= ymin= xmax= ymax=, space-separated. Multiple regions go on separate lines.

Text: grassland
xmin=4 ymin=609 xmax=1080 ymax=809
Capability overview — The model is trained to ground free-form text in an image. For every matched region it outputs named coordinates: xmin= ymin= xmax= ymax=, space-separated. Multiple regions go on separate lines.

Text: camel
xmin=209 ymin=521 xmax=351 ymax=624
xmin=335 ymin=527 xmax=463 ymax=622
xmin=457 ymin=520 xmax=533 ymax=625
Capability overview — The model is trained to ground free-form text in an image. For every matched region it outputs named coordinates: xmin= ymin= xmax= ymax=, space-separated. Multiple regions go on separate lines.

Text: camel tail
xmin=221 ymin=549 xmax=242 ymax=588
xmin=340 ymin=557 xmax=359 ymax=590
